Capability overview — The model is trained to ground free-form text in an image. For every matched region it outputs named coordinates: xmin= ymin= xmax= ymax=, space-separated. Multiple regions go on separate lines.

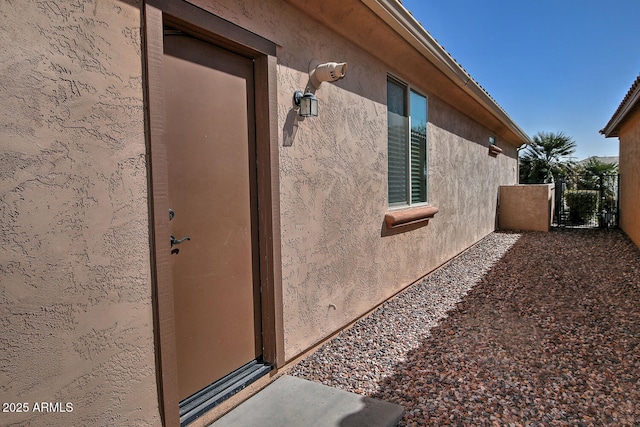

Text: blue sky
xmin=400 ymin=0 xmax=640 ymax=160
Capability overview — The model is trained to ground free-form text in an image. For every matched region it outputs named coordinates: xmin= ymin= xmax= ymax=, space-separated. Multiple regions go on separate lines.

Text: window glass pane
xmin=388 ymin=111 xmax=408 ymax=204
xmin=410 ymin=91 xmax=427 ymax=203
xmin=387 ymin=79 xmax=429 ymax=206
xmin=388 ymin=79 xmax=408 ymax=204
xmin=387 ymin=79 xmax=406 ymax=116
xmin=410 ymin=91 xmax=427 ymax=131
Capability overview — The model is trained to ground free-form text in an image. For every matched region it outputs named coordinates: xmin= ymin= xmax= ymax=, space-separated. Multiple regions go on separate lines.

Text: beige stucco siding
xmin=428 ymin=97 xmax=519 ymax=248
xmin=279 ymin=81 xmax=518 ymax=358
xmin=196 ymin=0 xmax=519 ymax=358
xmin=278 ymin=47 xmax=390 ymax=357
xmin=498 ymin=184 xmax=555 ymax=232
xmin=1 ymin=0 xmax=524 ymax=424
xmin=0 ymin=0 xmax=160 ymax=425
xmin=618 ymin=111 xmax=640 ymax=247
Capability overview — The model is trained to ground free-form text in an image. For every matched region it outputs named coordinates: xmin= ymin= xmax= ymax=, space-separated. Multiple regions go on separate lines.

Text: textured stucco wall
xmin=498 ymin=184 xmax=554 ymax=232
xmin=427 ymin=97 xmax=519 ymax=253
xmin=0 ymin=0 xmax=522 ymax=416
xmin=278 ymin=39 xmax=519 ymax=358
xmin=196 ymin=0 xmax=519 ymax=359
xmin=618 ymin=111 xmax=640 ymax=248
xmin=0 ymin=1 xmax=160 ymax=425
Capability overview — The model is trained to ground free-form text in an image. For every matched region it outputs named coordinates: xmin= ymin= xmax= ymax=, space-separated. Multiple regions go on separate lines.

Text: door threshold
xmin=179 ymin=359 xmax=272 ymax=426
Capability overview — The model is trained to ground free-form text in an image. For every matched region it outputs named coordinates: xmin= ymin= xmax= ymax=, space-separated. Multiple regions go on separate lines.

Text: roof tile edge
xmin=361 ymin=0 xmax=531 ymax=146
xmin=601 ymin=73 xmax=640 ymax=138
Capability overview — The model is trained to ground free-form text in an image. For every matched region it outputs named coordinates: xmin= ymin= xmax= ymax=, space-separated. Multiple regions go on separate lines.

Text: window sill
xmin=489 ymin=145 xmax=503 ymax=156
xmin=384 ymin=206 xmax=439 ymax=229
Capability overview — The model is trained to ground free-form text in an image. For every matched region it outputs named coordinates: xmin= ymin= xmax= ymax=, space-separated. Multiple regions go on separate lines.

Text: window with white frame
xmin=387 ymin=76 xmax=428 ymax=207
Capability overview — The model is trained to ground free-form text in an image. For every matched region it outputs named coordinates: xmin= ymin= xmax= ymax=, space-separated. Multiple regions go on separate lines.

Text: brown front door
xmin=163 ymin=31 xmax=262 ymax=401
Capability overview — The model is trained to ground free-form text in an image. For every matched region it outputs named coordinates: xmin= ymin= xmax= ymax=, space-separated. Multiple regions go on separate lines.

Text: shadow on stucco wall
xmin=380 ymin=219 xmax=431 ymax=237
xmin=283 ymin=108 xmax=301 ymax=147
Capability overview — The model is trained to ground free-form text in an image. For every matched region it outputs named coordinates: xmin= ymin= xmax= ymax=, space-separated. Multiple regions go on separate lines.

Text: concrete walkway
xmin=210 ymin=375 xmax=404 ymax=427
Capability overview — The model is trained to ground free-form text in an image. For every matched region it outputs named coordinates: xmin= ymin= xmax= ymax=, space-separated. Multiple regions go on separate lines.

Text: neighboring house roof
xmin=601 ymin=73 xmax=640 ymax=138
xmin=578 ymin=156 xmax=619 ymax=166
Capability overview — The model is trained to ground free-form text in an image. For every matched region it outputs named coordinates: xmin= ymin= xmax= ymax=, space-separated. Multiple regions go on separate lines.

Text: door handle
xmin=169 ymin=209 xmax=190 ymax=249
xmin=170 ymin=235 xmax=191 ymax=247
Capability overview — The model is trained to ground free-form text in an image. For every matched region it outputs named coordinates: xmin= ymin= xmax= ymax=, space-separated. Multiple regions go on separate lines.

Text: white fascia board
xmin=601 ymin=80 xmax=640 ymax=138
xmin=361 ymin=0 xmax=531 ymax=145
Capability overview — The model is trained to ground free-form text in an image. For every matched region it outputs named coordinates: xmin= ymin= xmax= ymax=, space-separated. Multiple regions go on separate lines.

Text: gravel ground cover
xmin=289 ymin=229 xmax=640 ymax=426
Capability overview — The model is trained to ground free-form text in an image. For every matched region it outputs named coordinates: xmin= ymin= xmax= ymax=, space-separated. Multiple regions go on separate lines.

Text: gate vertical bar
xmin=616 ymin=173 xmax=620 ymax=227
xmin=599 ymin=174 xmax=604 ymax=228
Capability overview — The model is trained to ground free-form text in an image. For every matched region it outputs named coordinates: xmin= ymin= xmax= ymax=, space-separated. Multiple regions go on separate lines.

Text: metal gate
xmin=555 ymin=174 xmax=619 ymax=228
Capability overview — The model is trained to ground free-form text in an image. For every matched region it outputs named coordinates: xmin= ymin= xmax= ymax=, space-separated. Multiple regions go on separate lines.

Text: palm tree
xmin=519 ymin=131 xmax=577 ymax=183
xmin=576 ymin=157 xmax=618 ymax=187
xmin=575 ymin=157 xmax=619 ymax=213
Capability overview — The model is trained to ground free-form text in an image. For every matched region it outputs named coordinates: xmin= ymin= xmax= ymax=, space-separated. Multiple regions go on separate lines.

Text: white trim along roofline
xmin=361 ymin=0 xmax=531 ymax=145
xmin=601 ymin=74 xmax=640 ymax=138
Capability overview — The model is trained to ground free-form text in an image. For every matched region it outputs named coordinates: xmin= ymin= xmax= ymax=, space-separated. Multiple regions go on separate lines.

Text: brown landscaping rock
xmin=290 ymin=229 xmax=640 ymax=425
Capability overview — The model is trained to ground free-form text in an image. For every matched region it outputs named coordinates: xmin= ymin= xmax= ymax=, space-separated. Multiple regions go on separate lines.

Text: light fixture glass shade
xmin=300 ymin=93 xmax=318 ymax=117
xmin=294 ymin=90 xmax=318 ymax=118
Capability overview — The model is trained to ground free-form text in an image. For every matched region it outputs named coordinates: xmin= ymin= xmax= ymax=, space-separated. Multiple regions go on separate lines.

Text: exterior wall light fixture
xmin=293 ymin=90 xmax=318 ymax=118
xmin=293 ymin=61 xmax=347 ymax=118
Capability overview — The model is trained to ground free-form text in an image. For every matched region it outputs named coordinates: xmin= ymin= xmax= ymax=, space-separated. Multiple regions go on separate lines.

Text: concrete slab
xmin=209 ymin=375 xmax=404 ymax=427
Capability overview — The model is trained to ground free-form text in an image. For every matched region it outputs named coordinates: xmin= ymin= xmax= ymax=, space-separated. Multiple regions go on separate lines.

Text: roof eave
xmin=601 ymin=75 xmax=640 ymax=138
xmin=361 ymin=0 xmax=531 ymax=146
